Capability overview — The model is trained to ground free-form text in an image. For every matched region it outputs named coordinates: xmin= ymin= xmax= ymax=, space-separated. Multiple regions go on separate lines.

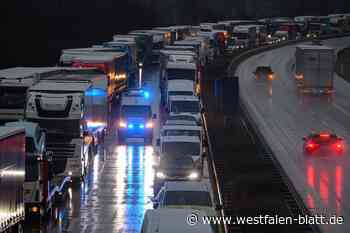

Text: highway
xmin=236 ymin=37 xmax=350 ymax=233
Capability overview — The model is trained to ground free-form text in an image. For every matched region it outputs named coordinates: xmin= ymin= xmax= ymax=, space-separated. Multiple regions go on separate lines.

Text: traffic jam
xmin=1 ymin=14 xmax=350 ymax=233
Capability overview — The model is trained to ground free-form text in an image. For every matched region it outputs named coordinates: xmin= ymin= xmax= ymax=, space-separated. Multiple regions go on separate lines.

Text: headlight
xmin=156 ymin=171 xmax=166 ymax=179
xmin=188 ymin=172 xmax=199 ymax=180
xmin=119 ymin=121 xmax=127 ymax=128
xmin=146 ymin=121 xmax=153 ymax=128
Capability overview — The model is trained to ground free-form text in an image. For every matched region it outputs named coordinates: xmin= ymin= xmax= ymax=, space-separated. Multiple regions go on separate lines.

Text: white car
xmin=141 ymin=208 xmax=216 ymax=233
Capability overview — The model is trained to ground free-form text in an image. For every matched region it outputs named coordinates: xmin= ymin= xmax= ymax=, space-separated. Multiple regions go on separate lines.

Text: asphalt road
xmin=236 ymin=37 xmax=350 ymax=233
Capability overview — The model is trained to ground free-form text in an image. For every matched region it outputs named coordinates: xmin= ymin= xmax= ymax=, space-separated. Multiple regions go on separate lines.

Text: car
xmin=253 ymin=66 xmax=274 ymax=80
xmin=303 ymin=132 xmax=344 ymax=154
xmin=152 ymin=181 xmax=224 ymax=233
xmin=141 ymin=208 xmax=216 ymax=233
xmin=154 ymin=154 xmax=201 ymax=195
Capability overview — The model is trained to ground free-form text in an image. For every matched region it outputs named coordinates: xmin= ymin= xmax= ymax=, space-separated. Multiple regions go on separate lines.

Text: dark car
xmin=303 ymin=132 xmax=344 ymax=154
xmin=154 ymin=154 xmax=200 ymax=195
xmin=253 ymin=66 xmax=274 ymax=80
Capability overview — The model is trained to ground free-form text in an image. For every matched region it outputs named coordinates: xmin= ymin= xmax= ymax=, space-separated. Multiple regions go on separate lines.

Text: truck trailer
xmin=0 ymin=127 xmax=25 ymax=233
xmin=295 ymin=45 xmax=335 ymax=94
xmin=0 ymin=67 xmax=61 ymax=123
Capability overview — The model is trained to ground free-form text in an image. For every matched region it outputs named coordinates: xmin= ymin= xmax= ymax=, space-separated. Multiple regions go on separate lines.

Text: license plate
xmin=126 ymin=138 xmax=145 ymax=143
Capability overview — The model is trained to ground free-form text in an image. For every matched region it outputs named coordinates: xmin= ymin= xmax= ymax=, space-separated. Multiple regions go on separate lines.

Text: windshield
xmin=171 ymin=100 xmax=199 ymax=113
xmin=167 ymin=69 xmax=195 ymax=81
xmin=168 ymin=91 xmax=193 ymax=96
xmin=26 ymin=137 xmax=36 ymax=153
xmin=25 ymin=157 xmax=39 ymax=181
xmin=164 ymin=191 xmax=212 ymax=206
xmin=164 ymin=129 xmax=200 ymax=137
xmin=0 ymin=86 xmax=27 ymax=109
xmin=121 ymin=105 xmax=151 ymax=118
xmin=163 ymin=142 xmax=200 ymax=156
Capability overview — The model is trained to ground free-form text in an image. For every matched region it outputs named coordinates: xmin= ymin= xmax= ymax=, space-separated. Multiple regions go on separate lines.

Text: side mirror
xmin=152 ymin=114 xmax=157 ymax=119
xmin=302 ymin=137 xmax=307 ymax=141
xmin=156 ymin=139 xmax=160 ymax=147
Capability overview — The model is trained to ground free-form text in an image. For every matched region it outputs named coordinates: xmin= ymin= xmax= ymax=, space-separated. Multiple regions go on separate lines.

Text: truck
xmin=232 ymin=25 xmax=257 ymax=49
xmin=60 ymin=49 xmax=130 ymax=91
xmin=126 ymin=32 xmax=154 ymax=66
xmin=0 ymin=127 xmax=25 ymax=233
xmin=161 ymin=62 xmax=199 ymax=105
xmin=0 ymin=67 xmax=60 ymax=124
xmin=295 ymin=45 xmax=335 ymax=94
xmin=5 ymin=121 xmax=57 ymax=222
xmin=25 ymin=80 xmax=96 ymax=182
xmin=117 ymin=89 xmax=156 ymax=145
xmin=40 ymin=68 xmax=110 ymax=141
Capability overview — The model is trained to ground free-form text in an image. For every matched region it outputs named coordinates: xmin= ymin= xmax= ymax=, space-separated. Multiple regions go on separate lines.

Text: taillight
xmin=334 ymin=142 xmax=344 ymax=152
xmin=306 ymin=142 xmax=318 ymax=151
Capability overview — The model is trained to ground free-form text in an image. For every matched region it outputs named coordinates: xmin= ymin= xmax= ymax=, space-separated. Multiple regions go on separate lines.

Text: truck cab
xmin=5 ymin=121 xmax=52 ymax=221
xmin=117 ymin=89 xmax=156 ymax=144
xmin=166 ymin=79 xmax=196 ymax=105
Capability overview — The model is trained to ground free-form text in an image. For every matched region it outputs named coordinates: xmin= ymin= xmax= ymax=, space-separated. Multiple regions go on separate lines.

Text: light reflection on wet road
xmin=40 ymin=145 xmax=156 ymax=233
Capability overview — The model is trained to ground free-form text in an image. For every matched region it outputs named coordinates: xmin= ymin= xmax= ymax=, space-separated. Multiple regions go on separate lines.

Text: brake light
xmin=320 ymin=133 xmax=330 ymax=138
xmin=306 ymin=142 xmax=318 ymax=151
xmin=335 ymin=143 xmax=344 ymax=152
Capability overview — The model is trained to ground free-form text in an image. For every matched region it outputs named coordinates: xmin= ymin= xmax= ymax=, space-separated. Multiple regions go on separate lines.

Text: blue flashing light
xmin=139 ymin=124 xmax=145 ymax=129
xmin=128 ymin=124 xmax=134 ymax=129
xmin=86 ymin=88 xmax=106 ymax=97
xmin=144 ymin=91 xmax=150 ymax=99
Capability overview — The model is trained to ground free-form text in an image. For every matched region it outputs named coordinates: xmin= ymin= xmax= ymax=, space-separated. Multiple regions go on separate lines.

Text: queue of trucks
xmin=0 ymin=14 xmax=349 ymax=232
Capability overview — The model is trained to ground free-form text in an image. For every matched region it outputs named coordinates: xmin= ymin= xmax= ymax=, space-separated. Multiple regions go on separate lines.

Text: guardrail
xmin=201 ymin=112 xmax=229 ymax=233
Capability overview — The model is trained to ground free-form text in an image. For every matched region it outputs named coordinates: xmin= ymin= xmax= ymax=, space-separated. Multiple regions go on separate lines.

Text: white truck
xmin=295 ymin=45 xmax=335 ymax=94
xmin=168 ymin=95 xmax=202 ymax=124
xmin=0 ymin=127 xmax=25 ymax=233
xmin=0 ymin=67 xmax=60 ymax=123
xmin=166 ymin=79 xmax=196 ymax=105
xmin=25 ymin=80 xmax=96 ymax=182
xmin=162 ymin=62 xmax=199 ymax=103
